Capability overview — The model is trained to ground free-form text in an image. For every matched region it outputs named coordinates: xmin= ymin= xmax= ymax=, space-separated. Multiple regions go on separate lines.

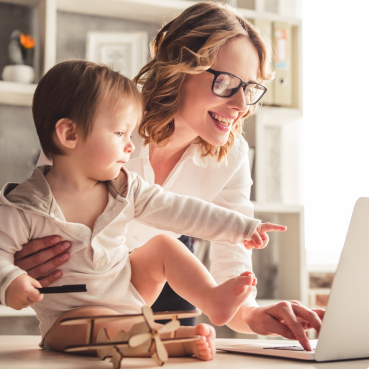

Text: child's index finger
xmin=260 ymin=223 xmax=287 ymax=233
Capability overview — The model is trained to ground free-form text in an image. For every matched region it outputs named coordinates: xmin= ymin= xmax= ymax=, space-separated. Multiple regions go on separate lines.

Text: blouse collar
xmin=137 ymin=139 xmax=208 ymax=168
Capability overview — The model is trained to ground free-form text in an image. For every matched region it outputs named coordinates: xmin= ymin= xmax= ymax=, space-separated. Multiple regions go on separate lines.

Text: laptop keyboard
xmin=264 ymin=345 xmax=316 ymax=352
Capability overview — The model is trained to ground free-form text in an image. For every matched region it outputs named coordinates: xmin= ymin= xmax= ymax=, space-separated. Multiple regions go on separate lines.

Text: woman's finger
xmin=251 ymin=309 xmax=297 ymax=340
xmin=312 ymin=308 xmax=326 ymax=321
xmin=37 ymin=270 xmax=64 ymax=288
xmin=290 ymin=303 xmax=323 ymax=334
xmin=15 ymin=236 xmax=62 ymax=259
xmin=15 ymin=241 xmax=71 ymax=272
xmin=26 ymin=253 xmax=70 ymax=281
xmin=265 ymin=303 xmax=312 ymax=350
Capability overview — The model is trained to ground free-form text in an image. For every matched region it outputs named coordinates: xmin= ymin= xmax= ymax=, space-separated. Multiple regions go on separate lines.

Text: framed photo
xmin=86 ymin=31 xmax=148 ymax=79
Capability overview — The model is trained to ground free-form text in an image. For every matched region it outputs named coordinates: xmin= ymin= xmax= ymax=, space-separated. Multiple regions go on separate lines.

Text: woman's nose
xmin=229 ymin=87 xmax=248 ymax=113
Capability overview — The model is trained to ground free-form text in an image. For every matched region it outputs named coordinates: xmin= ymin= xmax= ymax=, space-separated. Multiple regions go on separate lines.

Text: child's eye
xmin=115 ymin=131 xmax=125 ymax=137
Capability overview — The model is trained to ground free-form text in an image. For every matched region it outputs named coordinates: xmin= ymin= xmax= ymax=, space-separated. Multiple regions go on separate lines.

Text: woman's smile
xmin=208 ymin=111 xmax=234 ymax=132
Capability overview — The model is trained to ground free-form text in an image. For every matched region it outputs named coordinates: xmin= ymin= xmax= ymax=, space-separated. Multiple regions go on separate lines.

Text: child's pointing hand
xmin=244 ymin=223 xmax=287 ymax=250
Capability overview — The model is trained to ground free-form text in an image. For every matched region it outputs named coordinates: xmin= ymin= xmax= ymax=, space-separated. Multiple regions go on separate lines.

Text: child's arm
xmin=132 ymin=176 xmax=285 ymax=247
xmin=0 ymin=205 xmax=42 ymax=307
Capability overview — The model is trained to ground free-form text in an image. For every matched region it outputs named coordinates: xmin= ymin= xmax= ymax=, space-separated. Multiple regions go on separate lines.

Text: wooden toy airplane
xmin=60 ymin=306 xmax=202 ymax=368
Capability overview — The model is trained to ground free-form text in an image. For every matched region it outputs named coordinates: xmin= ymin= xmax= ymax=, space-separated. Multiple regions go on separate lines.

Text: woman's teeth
xmin=210 ymin=112 xmax=233 ymax=127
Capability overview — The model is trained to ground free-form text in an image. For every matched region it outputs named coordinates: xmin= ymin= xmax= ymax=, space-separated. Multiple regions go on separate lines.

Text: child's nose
xmin=125 ymin=141 xmax=135 ymax=153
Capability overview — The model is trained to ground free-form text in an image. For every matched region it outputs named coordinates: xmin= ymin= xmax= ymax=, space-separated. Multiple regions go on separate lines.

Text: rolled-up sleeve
xmin=132 ymin=175 xmax=260 ymax=245
xmin=0 ymin=205 xmax=29 ymax=305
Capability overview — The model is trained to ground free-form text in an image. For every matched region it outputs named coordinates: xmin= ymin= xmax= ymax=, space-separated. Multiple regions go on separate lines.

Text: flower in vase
xmin=8 ymin=30 xmax=35 ymax=66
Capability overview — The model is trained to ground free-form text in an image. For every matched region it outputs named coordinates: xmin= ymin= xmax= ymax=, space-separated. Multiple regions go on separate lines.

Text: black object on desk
xmin=37 ymin=284 xmax=87 ymax=294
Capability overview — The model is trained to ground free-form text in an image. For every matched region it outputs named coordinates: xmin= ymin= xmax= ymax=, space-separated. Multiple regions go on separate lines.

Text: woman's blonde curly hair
xmin=133 ymin=1 xmax=274 ymax=163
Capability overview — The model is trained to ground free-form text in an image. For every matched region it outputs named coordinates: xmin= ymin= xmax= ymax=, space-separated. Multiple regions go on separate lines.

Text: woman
xmin=14 ymin=2 xmax=323 ymax=351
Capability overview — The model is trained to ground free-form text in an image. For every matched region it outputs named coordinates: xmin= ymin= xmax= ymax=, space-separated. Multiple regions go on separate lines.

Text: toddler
xmin=0 ymin=61 xmax=286 ymax=360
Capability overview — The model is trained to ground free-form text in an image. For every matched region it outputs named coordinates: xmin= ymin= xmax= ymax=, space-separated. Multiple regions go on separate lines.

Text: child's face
xmin=77 ymin=95 xmax=137 ymax=181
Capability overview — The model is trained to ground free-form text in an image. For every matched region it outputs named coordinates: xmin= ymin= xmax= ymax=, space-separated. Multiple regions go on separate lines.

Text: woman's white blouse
xmin=125 ymin=131 xmax=257 ymax=303
xmin=38 ymin=131 xmax=258 ymax=304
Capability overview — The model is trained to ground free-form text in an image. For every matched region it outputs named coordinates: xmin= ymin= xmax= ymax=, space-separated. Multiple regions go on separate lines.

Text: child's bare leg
xmin=130 ymin=234 xmax=255 ymax=326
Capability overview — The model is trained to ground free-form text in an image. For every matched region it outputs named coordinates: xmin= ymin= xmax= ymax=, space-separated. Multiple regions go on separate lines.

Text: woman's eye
xmin=115 ymin=131 xmax=125 ymax=137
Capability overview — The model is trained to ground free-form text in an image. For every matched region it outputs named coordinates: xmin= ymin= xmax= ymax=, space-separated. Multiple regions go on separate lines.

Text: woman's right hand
xmin=14 ymin=236 xmax=71 ymax=287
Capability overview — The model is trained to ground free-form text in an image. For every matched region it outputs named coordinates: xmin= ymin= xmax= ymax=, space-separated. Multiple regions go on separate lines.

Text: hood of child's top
xmin=0 ymin=165 xmax=136 ymax=217
xmin=0 ymin=165 xmax=56 ymax=217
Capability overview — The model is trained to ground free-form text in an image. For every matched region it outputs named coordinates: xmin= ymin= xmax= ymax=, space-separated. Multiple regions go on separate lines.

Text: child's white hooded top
xmin=0 ymin=165 xmax=260 ymax=342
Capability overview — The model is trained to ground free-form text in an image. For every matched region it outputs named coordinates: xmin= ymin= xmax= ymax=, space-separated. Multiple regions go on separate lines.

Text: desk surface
xmin=1 ymin=336 xmax=369 ymax=369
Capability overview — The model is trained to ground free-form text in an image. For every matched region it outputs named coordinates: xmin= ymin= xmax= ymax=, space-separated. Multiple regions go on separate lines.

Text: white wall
xmin=302 ymin=0 xmax=369 ymax=270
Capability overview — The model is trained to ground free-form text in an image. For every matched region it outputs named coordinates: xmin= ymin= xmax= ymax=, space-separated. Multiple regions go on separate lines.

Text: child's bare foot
xmin=176 ymin=324 xmax=215 ymax=361
xmin=205 ymin=271 xmax=256 ymax=326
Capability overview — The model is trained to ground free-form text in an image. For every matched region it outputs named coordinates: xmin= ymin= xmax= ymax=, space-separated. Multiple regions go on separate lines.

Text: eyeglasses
xmin=206 ymin=68 xmax=268 ymax=105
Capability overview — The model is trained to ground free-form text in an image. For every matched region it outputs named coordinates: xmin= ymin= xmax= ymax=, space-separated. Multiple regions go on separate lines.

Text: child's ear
xmin=55 ymin=118 xmax=78 ymax=150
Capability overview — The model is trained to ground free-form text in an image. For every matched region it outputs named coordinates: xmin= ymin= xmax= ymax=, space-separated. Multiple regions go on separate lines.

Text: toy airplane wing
xmin=60 ymin=309 xmax=201 ymax=326
xmin=161 ymin=336 xmax=201 ymax=344
xmin=65 ymin=335 xmax=201 ymax=353
xmin=65 ymin=341 xmax=129 ymax=353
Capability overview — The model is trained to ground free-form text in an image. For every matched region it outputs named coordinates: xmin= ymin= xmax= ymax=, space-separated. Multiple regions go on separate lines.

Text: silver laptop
xmin=217 ymin=197 xmax=369 ymax=362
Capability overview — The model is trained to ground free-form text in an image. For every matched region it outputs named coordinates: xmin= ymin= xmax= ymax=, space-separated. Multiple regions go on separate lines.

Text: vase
xmin=2 ymin=65 xmax=35 ymax=84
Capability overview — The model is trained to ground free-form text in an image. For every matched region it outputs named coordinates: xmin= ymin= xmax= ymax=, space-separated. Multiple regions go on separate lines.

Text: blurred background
xmin=0 ymin=0 xmax=368 ymax=339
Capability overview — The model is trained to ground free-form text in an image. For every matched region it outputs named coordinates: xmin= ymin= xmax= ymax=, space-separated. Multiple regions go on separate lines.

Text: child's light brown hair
xmin=33 ymin=60 xmax=142 ymax=160
xmin=134 ymin=1 xmax=274 ymax=163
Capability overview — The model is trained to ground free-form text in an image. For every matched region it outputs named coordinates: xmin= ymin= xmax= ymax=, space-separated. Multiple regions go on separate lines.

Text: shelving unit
xmin=253 ymin=202 xmax=307 ymax=304
xmin=0 ymin=80 xmax=36 ymax=106
xmin=0 ymin=0 xmax=307 ymax=320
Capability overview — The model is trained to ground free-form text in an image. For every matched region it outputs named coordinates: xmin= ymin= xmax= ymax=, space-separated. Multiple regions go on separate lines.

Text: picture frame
xmin=86 ymin=31 xmax=148 ymax=79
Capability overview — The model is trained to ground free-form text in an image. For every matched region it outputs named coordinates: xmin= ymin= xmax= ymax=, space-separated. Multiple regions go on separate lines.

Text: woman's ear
xmin=54 ymin=118 xmax=78 ymax=150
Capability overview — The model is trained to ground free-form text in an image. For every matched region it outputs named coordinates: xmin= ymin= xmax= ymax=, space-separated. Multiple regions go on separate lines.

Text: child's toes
xmin=240 ymin=271 xmax=254 ymax=285
xmin=241 ymin=272 xmax=255 ymax=286
xmin=196 ymin=347 xmax=211 ymax=360
xmin=198 ymin=348 xmax=212 ymax=361
xmin=196 ymin=342 xmax=209 ymax=351
xmin=194 ymin=323 xmax=210 ymax=337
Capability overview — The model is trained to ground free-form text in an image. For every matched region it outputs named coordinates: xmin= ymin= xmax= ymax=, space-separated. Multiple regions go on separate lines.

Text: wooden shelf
xmin=55 ymin=0 xmax=302 ymax=25
xmin=56 ymin=0 xmax=192 ymax=24
xmin=0 ymin=81 xmax=36 ymax=106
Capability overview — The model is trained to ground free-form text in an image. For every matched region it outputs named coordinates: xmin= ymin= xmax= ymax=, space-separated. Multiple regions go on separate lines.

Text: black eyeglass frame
xmin=206 ymin=68 xmax=268 ymax=105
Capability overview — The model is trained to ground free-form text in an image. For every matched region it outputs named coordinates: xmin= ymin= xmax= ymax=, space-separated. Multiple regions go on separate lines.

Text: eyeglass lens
xmin=213 ymin=73 xmax=265 ymax=104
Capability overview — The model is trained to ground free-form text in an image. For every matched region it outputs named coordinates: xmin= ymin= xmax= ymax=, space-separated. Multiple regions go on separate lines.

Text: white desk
xmin=1 ymin=336 xmax=369 ymax=369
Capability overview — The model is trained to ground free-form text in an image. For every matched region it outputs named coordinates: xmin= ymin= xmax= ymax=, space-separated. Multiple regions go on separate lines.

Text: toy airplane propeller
xmin=128 ymin=306 xmax=181 ymax=365
xmin=61 ymin=307 xmax=201 ymax=368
